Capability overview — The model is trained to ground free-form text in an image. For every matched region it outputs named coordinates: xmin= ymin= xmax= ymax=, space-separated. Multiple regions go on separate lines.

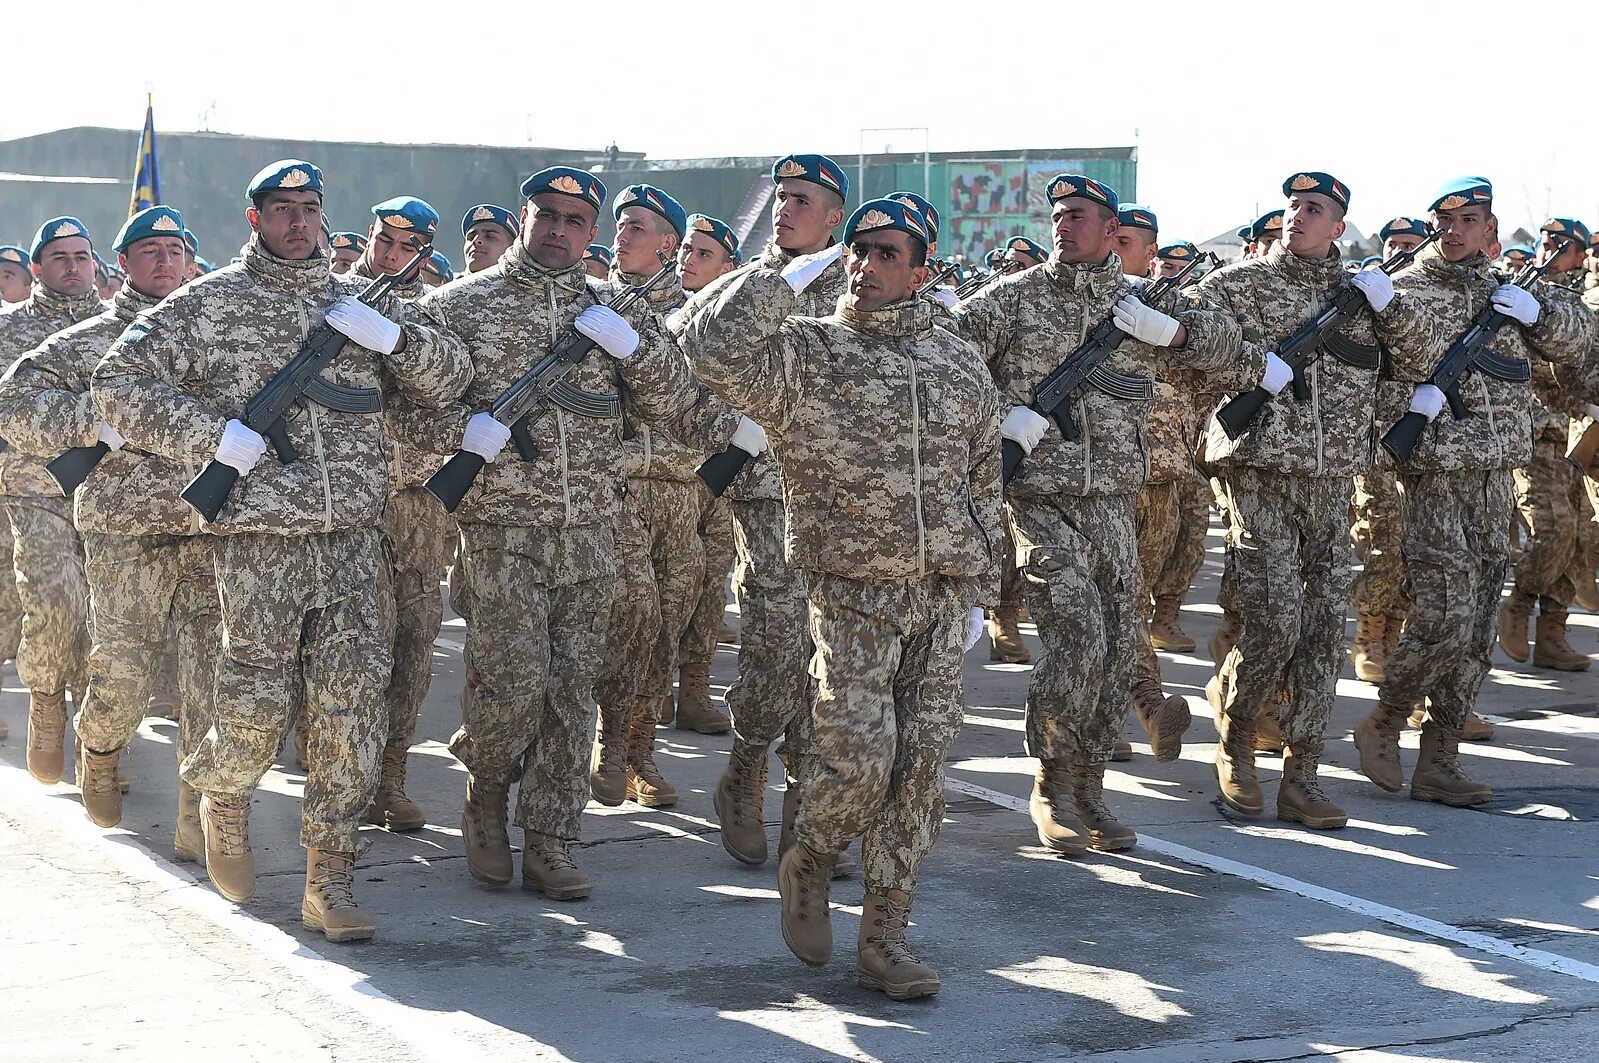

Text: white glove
xmin=1350 ymin=267 xmax=1394 ymax=313
xmin=1491 ymin=284 xmax=1540 ymax=326
xmin=97 ymin=422 xmax=125 ymax=450
xmin=730 ymin=416 xmax=767 ymax=456
xmin=462 ymin=412 xmax=512 ymax=462
xmin=663 ymin=307 xmax=684 ymax=331
xmin=325 ymin=295 xmax=401 ymax=355
xmin=1408 ymin=384 xmax=1446 ymax=422
xmin=963 ymin=606 xmax=986 ymax=653
xmin=1000 ymin=405 xmax=1049 ymax=454
xmin=1111 ymin=295 xmax=1180 ymax=347
xmin=779 ymin=244 xmax=845 ymax=294
xmin=931 ymin=288 xmax=960 ymax=309
xmin=1260 ymin=351 xmax=1294 ymax=395
xmin=574 ymin=305 xmax=640 ymax=359
xmin=215 ymin=419 xmax=268 ymax=474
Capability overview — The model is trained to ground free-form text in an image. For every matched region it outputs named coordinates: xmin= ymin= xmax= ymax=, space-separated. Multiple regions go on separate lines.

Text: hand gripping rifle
xmin=1213 ymin=232 xmax=1439 ymax=441
xmin=175 ymin=247 xmax=431 ymax=521
xmin=1379 ymin=247 xmax=1565 ymax=463
xmin=1000 ymin=251 xmax=1215 ymax=485
xmin=424 ymin=254 xmax=674 ymax=513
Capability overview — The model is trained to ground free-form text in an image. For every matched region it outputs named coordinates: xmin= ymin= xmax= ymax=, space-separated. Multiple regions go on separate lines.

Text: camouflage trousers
xmin=75 ymin=533 xmax=219 ymax=762
xmin=1511 ymin=440 xmax=1585 ymax=605
xmin=680 ymin=492 xmax=734 ymax=674
xmin=0 ymin=516 xmax=21 ymax=662
xmin=449 ymin=523 xmax=612 ymax=840
xmin=1351 ymin=467 xmax=1409 ymax=618
xmin=1381 ymin=470 xmax=1514 ymax=734
xmin=7 ymin=496 xmax=88 ymax=696
xmin=181 ymin=529 xmax=392 ymax=851
xmin=1009 ymin=493 xmax=1138 ymax=763
xmin=380 ymin=487 xmax=454 ymax=754
xmin=1132 ymin=480 xmax=1181 ymax=693
xmin=727 ymin=498 xmax=815 ymax=781
xmin=1216 ymin=469 xmax=1351 ymax=749
xmin=798 ymin=572 xmax=967 ymax=894
xmin=1212 ymin=477 xmax=1240 ymax=618
xmin=1151 ymin=474 xmax=1211 ymax=601
xmin=999 ymin=528 xmax=1024 ymax=607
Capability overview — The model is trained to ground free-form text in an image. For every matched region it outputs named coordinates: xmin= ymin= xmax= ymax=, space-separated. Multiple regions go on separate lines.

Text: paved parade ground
xmin=7 ymin=524 xmax=1599 ymax=1062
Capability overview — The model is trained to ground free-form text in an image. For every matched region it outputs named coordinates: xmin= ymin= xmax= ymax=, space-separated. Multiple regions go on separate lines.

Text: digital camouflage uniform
xmin=680 ymin=493 xmax=734 ymax=686
xmin=93 ymin=236 xmax=471 ymax=851
xmin=1350 ymin=463 xmax=1408 ymax=619
xmin=1151 ymin=386 xmax=1216 ymax=606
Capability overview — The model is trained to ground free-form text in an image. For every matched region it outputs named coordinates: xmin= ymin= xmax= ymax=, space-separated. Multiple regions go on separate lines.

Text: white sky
xmin=6 ymin=0 xmax=1597 ymax=242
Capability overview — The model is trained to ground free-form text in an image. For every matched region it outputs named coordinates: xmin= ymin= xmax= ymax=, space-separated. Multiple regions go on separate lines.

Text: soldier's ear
xmin=245 ymin=206 xmax=261 ymax=233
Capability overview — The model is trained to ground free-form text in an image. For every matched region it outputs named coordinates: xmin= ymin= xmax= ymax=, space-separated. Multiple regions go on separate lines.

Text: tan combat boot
xmin=1070 ymin=756 xmax=1136 ymax=851
xmin=1027 ymin=760 xmax=1089 ymax=855
xmin=1577 ymin=576 xmax=1599 ymax=612
xmin=1410 ymin=722 xmax=1493 ymax=806
xmin=624 ymin=707 xmax=677 ymax=807
xmin=1254 ymin=696 xmax=1286 ymax=755
xmin=1214 ymin=712 xmax=1264 ymax=816
xmin=675 ymin=661 xmax=731 ymax=734
xmin=461 ymin=773 xmax=513 ymax=886
xmin=1497 ymin=590 xmax=1534 ymax=662
xmin=366 ymin=744 xmax=425 ymax=831
xmin=521 ymin=830 xmax=591 ymax=900
xmin=1110 ymin=737 xmax=1133 ymax=762
xmin=302 ymin=848 xmax=375 ymax=942
xmin=777 ymin=841 xmax=836 ymax=965
xmin=1133 ymin=684 xmax=1191 ymax=763
xmin=588 ymin=701 xmax=628 ymax=806
xmin=1533 ymin=601 xmax=1591 ymax=671
xmin=78 ymin=746 xmax=123 ymax=827
xmin=1350 ymin=612 xmax=1387 ymax=683
xmin=1277 ymin=743 xmax=1347 ymax=829
xmin=25 ymin=689 xmax=67 ymax=784
xmin=1353 ymin=700 xmax=1410 ymax=792
xmin=200 ymin=793 xmax=255 ymax=902
xmin=1209 ymin=609 xmax=1240 ymax=675
xmin=714 ymin=741 xmax=770 ymax=866
xmin=1149 ymin=596 xmax=1196 ymax=652
xmin=987 ymin=603 xmax=1031 ymax=664
xmin=174 ymin=781 xmax=204 ymax=865
xmin=1461 ymin=710 xmax=1495 ymax=742
xmin=858 ymin=888 xmax=940 ymax=1000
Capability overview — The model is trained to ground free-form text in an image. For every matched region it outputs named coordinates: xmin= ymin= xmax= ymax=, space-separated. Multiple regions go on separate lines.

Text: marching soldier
xmin=329 ymin=232 xmax=366 ymax=274
xmin=462 ymin=203 xmax=517 ymax=275
xmin=582 ymin=244 xmax=612 ymax=280
xmin=1251 ymin=210 xmax=1284 ymax=256
xmin=0 ymin=246 xmax=31 ymax=304
xmin=422 ymin=250 xmax=454 ymax=288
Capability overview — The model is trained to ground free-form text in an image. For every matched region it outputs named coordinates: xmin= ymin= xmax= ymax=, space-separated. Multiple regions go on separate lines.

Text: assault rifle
xmin=1213 ymin=231 xmax=1439 ymax=441
xmin=425 ymin=254 xmax=674 ymax=513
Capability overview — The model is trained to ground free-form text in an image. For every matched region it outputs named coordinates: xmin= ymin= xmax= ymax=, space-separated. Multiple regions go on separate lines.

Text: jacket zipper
xmin=908 ymin=352 xmax=927 ymax=576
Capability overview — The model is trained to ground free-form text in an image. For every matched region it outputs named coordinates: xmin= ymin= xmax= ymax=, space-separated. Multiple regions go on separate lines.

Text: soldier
xmin=0 ymin=217 xmax=105 ymax=779
xmin=0 ymin=246 xmax=31 ymax=304
xmin=1354 ymin=177 xmax=1596 ymax=806
xmin=395 ymin=166 xmax=736 ymax=901
xmin=181 ymin=229 xmax=201 ymax=281
xmin=956 ymin=175 xmax=1263 ymax=853
xmin=0 ymin=206 xmax=210 ymax=856
xmin=462 ymin=203 xmax=517 ymax=275
xmin=1252 ymin=210 xmax=1285 ymax=256
xmin=1501 ymin=245 xmax=1535 ymax=271
xmin=422 ymin=250 xmax=454 ymax=288
xmin=1495 ymin=217 xmax=1594 ymax=673
xmin=328 ymin=232 xmax=366 ymax=275
xmin=582 ymin=243 xmax=612 ymax=280
xmin=680 ymin=196 xmax=1000 ymax=1001
xmin=93 ymin=160 xmax=471 ymax=941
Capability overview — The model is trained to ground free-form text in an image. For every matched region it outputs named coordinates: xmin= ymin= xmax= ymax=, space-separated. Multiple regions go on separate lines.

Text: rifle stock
xmin=44 ymin=441 xmax=110 ymax=496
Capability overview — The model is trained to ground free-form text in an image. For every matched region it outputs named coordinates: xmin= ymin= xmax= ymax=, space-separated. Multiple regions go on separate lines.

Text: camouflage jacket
xmin=1182 ymin=242 xmax=1381 ymax=478
xmin=0 ymin=282 xmax=106 ymax=496
xmin=92 ymin=236 xmax=472 ymax=536
xmin=680 ymin=267 xmax=1002 ymax=606
xmin=955 ymin=253 xmax=1261 ymax=499
xmin=1527 ymin=267 xmax=1594 ymax=442
xmin=1373 ymin=244 xmax=1596 ymax=473
xmin=1132 ymin=276 xmax=1201 ymax=483
xmin=676 ymin=239 xmax=848 ymax=502
xmin=395 ymin=240 xmax=734 ymax=530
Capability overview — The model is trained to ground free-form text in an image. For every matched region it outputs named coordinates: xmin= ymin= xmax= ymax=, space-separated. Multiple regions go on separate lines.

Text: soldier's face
xmin=1112 ymin=229 xmax=1156 ymax=277
xmin=614 ymin=207 xmax=677 ymax=277
xmin=33 ymin=237 xmax=95 ymax=296
xmin=248 ymin=191 xmax=324 ymax=260
xmin=119 ymin=236 xmax=186 ymax=301
xmin=0 ymin=262 xmax=29 ymax=302
xmin=331 ymin=247 xmax=361 ymax=274
xmin=1433 ymin=206 xmax=1491 ymax=262
xmin=845 ymin=230 xmax=928 ymax=312
xmin=584 ymin=257 xmax=609 ymax=279
xmin=1157 ymin=256 xmax=1186 ymax=279
xmin=367 ymin=221 xmax=429 ymax=277
xmin=522 ymin=194 xmax=597 ymax=271
xmin=1538 ymin=233 xmax=1585 ymax=274
xmin=1051 ymin=200 xmax=1117 ymax=265
xmin=677 ymin=231 xmax=734 ymax=292
xmin=1283 ymin=194 xmax=1345 ymax=257
xmin=773 ymin=180 xmax=844 ymax=255
xmin=1383 ymin=235 xmax=1423 ymax=259
xmin=464 ymin=222 xmax=514 ymax=273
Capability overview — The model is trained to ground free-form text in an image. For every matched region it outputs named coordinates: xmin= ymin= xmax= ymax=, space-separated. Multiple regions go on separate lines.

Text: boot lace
xmin=467 ymin=783 xmax=509 ymax=846
xmin=29 ymin=699 xmax=65 ymax=745
xmin=81 ymin=752 xmax=120 ymax=796
xmin=867 ymin=897 xmax=921 ymax=965
xmin=534 ymin=838 xmax=578 ymax=873
xmin=210 ymin=800 xmax=250 ymax=856
xmin=312 ymin=852 xmax=358 ymax=910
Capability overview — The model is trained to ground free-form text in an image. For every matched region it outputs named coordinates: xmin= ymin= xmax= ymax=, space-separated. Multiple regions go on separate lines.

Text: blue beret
xmin=246 ymin=159 xmax=323 ymax=200
xmin=113 ymin=205 xmax=185 ymax=253
xmin=1541 ymin=217 xmax=1591 ymax=247
xmin=613 ymin=184 xmax=687 ymax=238
xmin=0 ymin=245 xmax=30 ymax=270
xmin=371 ymin=196 xmax=439 ymax=238
xmin=1235 ymin=225 xmax=1253 ymax=241
xmin=844 ymin=197 xmax=932 ymax=249
xmin=583 ymin=244 xmax=612 ymax=265
xmin=329 ymin=231 xmax=367 ymax=253
xmin=425 ymin=250 xmax=454 ymax=281
xmin=1117 ymin=204 xmax=1158 ymax=232
xmin=31 ymin=216 xmax=93 ymax=258
xmin=1379 ymin=216 xmax=1429 ymax=242
xmin=1360 ymin=256 xmax=1381 ymax=268
xmin=1045 ymin=173 xmax=1118 ymax=213
xmin=888 ymin=191 xmax=939 ymax=241
xmin=462 ymin=203 xmax=517 ymax=237
xmin=686 ymin=214 xmax=741 ymax=261
xmin=771 ymin=154 xmax=848 ymax=200
xmin=1158 ymin=241 xmax=1198 ymax=260
xmin=1250 ymin=210 xmax=1284 ymax=241
xmin=182 ymin=228 xmax=199 ymax=255
xmin=1503 ymin=245 xmax=1535 ymax=262
xmin=983 ymin=248 xmax=1003 ymax=268
xmin=1429 ymin=176 xmax=1492 ymax=213
xmin=1004 ymin=236 xmax=1049 ymax=262
xmin=1282 ymin=171 xmax=1350 ymax=212
xmin=520 ymin=166 xmax=606 ymax=213
xmin=194 ymin=256 xmax=214 ymax=274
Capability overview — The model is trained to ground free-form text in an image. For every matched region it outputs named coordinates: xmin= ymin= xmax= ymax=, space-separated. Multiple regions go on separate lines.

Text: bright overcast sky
xmin=6 ymin=0 xmax=1597 ymax=242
